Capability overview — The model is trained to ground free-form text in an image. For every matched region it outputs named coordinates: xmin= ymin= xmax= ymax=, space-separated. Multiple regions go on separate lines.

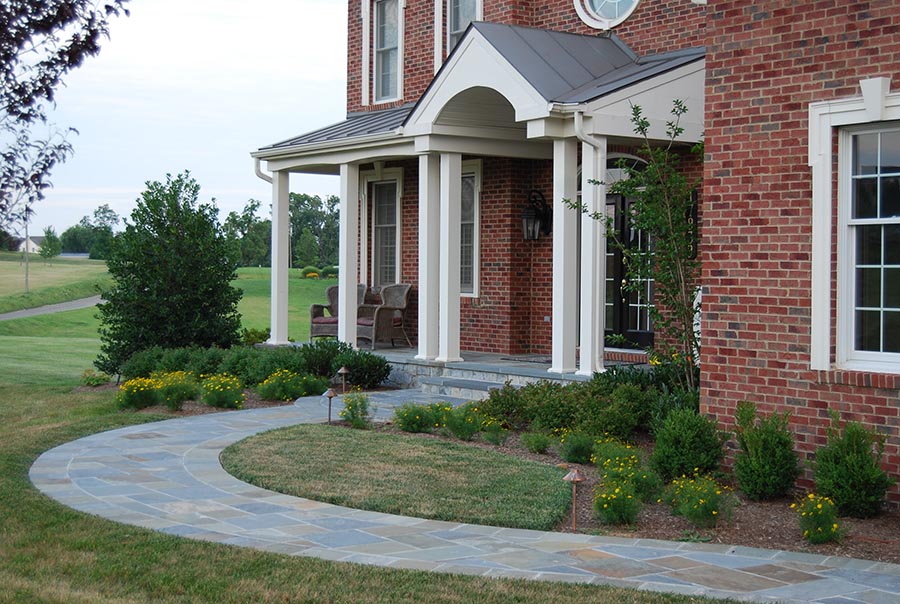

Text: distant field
xmin=0 ymin=252 xmax=112 ymax=313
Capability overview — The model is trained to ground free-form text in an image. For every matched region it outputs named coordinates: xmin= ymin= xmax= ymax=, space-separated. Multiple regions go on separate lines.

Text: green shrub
xmin=184 ymin=346 xmax=226 ymax=377
xmin=733 ymin=401 xmax=800 ymax=500
xmin=257 ymin=370 xmax=328 ymax=401
xmin=321 ymin=265 xmax=339 ymax=278
xmin=299 ymin=339 xmax=353 ymax=378
xmin=793 ymin=493 xmax=841 ymax=544
xmin=332 ymin=349 xmax=391 ymax=389
xmin=814 ymin=412 xmax=894 ymax=518
xmin=650 ymin=408 xmax=726 ymax=482
xmin=154 ymin=371 xmax=200 ymax=411
xmin=80 ymin=369 xmax=111 ymax=387
xmin=521 ymin=432 xmax=552 ymax=454
xmin=575 ymin=383 xmax=649 ymax=440
xmin=201 ymin=374 xmax=245 ymax=409
xmin=340 ymin=391 xmax=372 ymax=429
xmin=481 ymin=417 xmax=509 ymax=445
xmin=218 ymin=346 xmax=268 ymax=386
xmin=593 ymin=477 xmax=641 ymax=525
xmin=527 ymin=381 xmax=578 ymax=435
xmin=394 ymin=403 xmax=437 ymax=433
xmin=479 ymin=381 xmax=527 ymax=430
xmin=241 ymin=327 xmax=270 ymax=346
xmin=298 ymin=265 xmax=322 ymax=278
xmin=665 ymin=474 xmax=733 ymax=528
xmin=647 ymin=388 xmax=699 ymax=434
xmin=558 ymin=432 xmax=594 ymax=464
xmin=441 ymin=402 xmax=481 ymax=441
xmin=120 ymin=346 xmax=165 ymax=379
xmin=267 ymin=346 xmax=309 ymax=376
xmin=116 ymin=377 xmax=161 ymax=410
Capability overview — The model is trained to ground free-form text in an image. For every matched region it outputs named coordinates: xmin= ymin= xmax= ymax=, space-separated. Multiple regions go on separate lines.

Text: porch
xmin=372 ymin=345 xmax=649 ymax=400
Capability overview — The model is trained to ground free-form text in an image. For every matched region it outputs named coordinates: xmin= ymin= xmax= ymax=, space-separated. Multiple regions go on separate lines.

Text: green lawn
xmin=0 ymin=252 xmax=112 ymax=313
xmin=0 ymin=313 xmax=734 ymax=604
xmin=222 ymin=424 xmax=572 ymax=530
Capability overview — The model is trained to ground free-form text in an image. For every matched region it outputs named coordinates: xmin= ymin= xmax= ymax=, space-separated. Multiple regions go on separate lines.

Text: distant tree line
xmin=60 ymin=203 xmax=120 ymax=259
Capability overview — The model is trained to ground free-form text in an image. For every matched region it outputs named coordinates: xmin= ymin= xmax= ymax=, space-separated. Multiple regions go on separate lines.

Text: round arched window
xmin=574 ymin=0 xmax=642 ymax=30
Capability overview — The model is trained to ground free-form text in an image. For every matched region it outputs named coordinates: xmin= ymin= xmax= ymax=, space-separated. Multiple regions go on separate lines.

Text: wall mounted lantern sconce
xmin=521 ymin=190 xmax=552 ymax=240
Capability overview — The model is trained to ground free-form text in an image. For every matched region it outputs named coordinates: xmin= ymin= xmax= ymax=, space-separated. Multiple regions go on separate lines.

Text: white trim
xmin=338 ymin=164 xmax=361 ymax=347
xmin=268 ymin=170 xmax=291 ymax=345
xmin=363 ymin=167 xmax=404 ymax=287
xmin=550 ymin=138 xmax=579 ymax=374
xmin=808 ymin=77 xmax=900 ymax=371
xmin=433 ymin=0 xmax=442 ymax=73
xmin=438 ymin=152 xmax=463 ymax=362
xmin=460 ymin=158 xmax=482 ymax=298
xmin=416 ymin=154 xmax=441 ymax=360
xmin=362 ymin=0 xmax=371 ymax=106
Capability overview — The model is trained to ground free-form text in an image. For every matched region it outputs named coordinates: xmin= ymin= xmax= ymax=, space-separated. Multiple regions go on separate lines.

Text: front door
xmin=605 ymin=194 xmax=654 ymax=348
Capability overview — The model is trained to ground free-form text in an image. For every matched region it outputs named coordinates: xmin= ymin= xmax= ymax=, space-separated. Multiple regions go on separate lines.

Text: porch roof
xmin=259 ymin=104 xmax=413 ymax=152
xmin=458 ymin=22 xmax=705 ymax=105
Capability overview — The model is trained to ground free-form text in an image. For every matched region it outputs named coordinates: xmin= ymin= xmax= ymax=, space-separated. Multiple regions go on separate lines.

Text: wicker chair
xmin=356 ymin=283 xmax=412 ymax=350
xmin=309 ymin=284 xmax=367 ymax=341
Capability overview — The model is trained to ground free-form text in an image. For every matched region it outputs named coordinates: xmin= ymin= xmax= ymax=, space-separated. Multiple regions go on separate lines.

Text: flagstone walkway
xmin=30 ymin=393 xmax=900 ymax=604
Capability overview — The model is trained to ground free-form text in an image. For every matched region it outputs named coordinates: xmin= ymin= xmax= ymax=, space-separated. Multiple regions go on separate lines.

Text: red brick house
xmin=253 ymin=0 xmax=900 ymax=501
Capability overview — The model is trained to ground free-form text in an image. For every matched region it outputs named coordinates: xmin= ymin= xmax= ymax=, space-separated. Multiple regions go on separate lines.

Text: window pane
xmin=881 ymin=131 xmax=900 ymax=174
xmin=373 ymin=182 xmax=397 ymax=286
xmin=856 ymin=268 xmax=881 ymax=308
xmin=377 ymin=0 xmax=398 ymax=47
xmin=856 ymin=224 xmax=881 ymax=265
xmin=881 ymin=176 xmax=900 ymax=217
xmin=855 ymin=310 xmax=881 ymax=351
xmin=853 ymin=178 xmax=878 ymax=218
xmin=885 ymin=268 xmax=900 ymax=309
xmin=884 ymin=312 xmax=900 ymax=352
xmin=885 ymin=224 xmax=900 ymax=265
xmin=460 ymin=223 xmax=473 ymax=291
xmin=854 ymin=133 xmax=878 ymax=175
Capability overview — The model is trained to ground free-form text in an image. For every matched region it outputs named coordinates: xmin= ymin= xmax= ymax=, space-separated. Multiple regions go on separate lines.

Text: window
xmin=460 ymin=160 xmax=481 ymax=296
xmin=843 ymin=126 xmax=900 ymax=361
xmin=374 ymin=0 xmax=399 ymax=102
xmin=372 ymin=181 xmax=399 ymax=285
xmin=448 ymin=0 xmax=476 ymax=52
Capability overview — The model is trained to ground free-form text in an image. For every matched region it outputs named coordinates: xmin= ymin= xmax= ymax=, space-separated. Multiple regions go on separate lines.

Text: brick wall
xmin=702 ymin=0 xmax=900 ymax=503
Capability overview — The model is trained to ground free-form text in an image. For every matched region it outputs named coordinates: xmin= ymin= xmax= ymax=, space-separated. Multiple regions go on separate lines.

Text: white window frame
xmin=837 ymin=124 xmax=900 ymax=371
xmin=574 ymin=0 xmax=642 ymax=31
xmin=363 ymin=0 xmax=404 ymax=105
xmin=460 ymin=159 xmax=481 ymax=297
xmin=363 ymin=167 xmax=403 ymax=287
xmin=809 ymin=77 xmax=900 ymax=373
xmin=433 ymin=0 xmax=482 ymax=72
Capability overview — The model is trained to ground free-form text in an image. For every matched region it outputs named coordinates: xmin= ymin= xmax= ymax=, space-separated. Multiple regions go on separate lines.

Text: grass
xmin=0 ymin=252 xmax=112 ymax=313
xmin=235 ymin=268 xmax=334 ymax=339
xmin=0 ymin=326 xmax=736 ymax=604
xmin=222 ymin=424 xmax=573 ymax=530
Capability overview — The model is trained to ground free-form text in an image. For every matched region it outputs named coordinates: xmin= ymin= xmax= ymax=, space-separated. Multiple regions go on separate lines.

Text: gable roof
xmin=463 ymin=22 xmax=705 ymax=105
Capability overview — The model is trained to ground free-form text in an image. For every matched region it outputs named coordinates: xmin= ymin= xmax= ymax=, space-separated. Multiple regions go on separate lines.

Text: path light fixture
xmin=562 ymin=467 xmax=585 ymax=531
xmin=337 ymin=366 xmax=349 ymax=395
xmin=323 ymin=388 xmax=337 ymax=424
xmin=521 ymin=189 xmax=552 ymax=240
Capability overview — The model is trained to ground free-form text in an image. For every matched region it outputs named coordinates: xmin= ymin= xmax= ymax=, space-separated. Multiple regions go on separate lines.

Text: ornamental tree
xmin=96 ymin=172 xmax=242 ymax=375
xmin=0 ymin=1 xmax=130 ymax=229
xmin=38 ymin=225 xmax=61 ymax=260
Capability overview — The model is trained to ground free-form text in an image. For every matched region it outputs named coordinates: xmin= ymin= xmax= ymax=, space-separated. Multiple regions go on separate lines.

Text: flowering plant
xmin=793 ymin=493 xmax=840 ymax=544
xmin=665 ymin=473 xmax=733 ymax=528
xmin=201 ymin=373 xmax=245 ymax=409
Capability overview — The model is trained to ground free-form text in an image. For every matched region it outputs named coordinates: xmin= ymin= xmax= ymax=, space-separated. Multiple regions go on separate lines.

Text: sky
xmin=28 ymin=0 xmax=347 ymax=235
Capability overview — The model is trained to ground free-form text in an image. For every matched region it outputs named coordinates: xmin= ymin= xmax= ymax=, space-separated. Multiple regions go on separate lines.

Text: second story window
xmin=375 ymin=0 xmax=399 ymax=101
xmin=448 ymin=0 xmax=476 ymax=52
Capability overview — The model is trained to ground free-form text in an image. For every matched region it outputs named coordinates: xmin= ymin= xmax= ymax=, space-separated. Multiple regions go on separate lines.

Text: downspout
xmin=254 ymin=157 xmax=273 ymax=184
xmin=573 ymin=110 xmax=605 ymax=150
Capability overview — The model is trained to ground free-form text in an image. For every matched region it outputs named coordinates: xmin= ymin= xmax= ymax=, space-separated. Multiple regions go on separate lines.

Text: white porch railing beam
xmin=338 ymin=163 xmax=360 ymax=346
xmin=416 ymin=153 xmax=441 ymax=360
xmin=550 ymin=138 xmax=578 ymax=373
xmin=437 ymin=152 xmax=463 ymax=362
xmin=577 ymin=136 xmax=607 ymax=376
xmin=268 ymin=170 xmax=291 ymax=345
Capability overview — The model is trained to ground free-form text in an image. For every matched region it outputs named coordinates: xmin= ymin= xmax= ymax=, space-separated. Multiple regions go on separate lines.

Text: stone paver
xmin=30 ymin=392 xmax=900 ymax=604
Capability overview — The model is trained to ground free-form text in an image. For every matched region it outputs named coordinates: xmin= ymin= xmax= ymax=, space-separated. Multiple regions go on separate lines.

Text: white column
xmin=416 ymin=154 xmax=441 ymax=360
xmin=577 ymin=137 xmax=607 ymax=376
xmin=437 ymin=152 xmax=463 ymax=362
xmin=549 ymin=138 xmax=578 ymax=374
xmin=337 ymin=163 xmax=360 ymax=346
xmin=268 ymin=170 xmax=290 ymax=345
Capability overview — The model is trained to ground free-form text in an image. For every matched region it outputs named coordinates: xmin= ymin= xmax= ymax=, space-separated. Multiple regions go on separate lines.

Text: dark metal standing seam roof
xmin=260 ymin=104 xmax=413 ymax=151
xmin=256 ymin=23 xmax=705 ymax=153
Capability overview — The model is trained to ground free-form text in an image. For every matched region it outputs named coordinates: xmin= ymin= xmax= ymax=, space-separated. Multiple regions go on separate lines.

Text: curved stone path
xmin=30 ymin=393 xmax=900 ymax=604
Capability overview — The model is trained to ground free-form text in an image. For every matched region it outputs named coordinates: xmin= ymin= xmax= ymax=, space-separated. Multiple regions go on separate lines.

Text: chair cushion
xmin=357 ymin=318 xmax=374 ymax=326
xmin=312 ymin=317 xmax=339 ymax=324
